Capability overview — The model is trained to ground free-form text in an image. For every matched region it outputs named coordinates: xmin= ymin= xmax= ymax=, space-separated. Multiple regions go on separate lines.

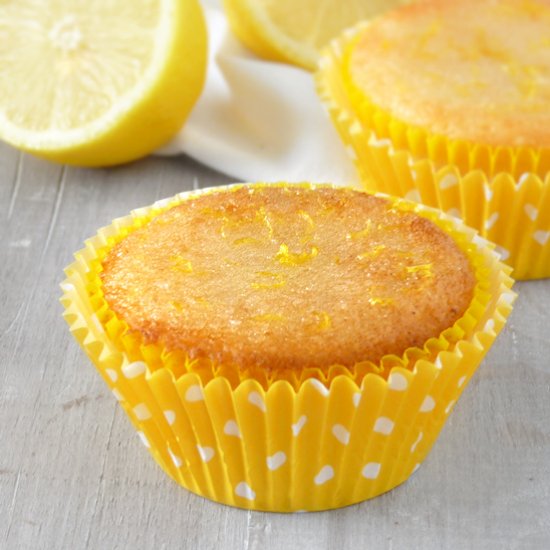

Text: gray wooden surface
xmin=1 ymin=141 xmax=549 ymax=550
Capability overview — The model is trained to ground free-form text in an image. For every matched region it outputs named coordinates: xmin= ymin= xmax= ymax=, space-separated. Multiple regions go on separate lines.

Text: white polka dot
xmin=445 ymin=400 xmax=456 ymax=414
xmin=105 ymin=369 xmax=118 ymax=382
xmin=163 ymin=410 xmax=176 ymax=426
xmin=458 ymin=376 xmax=467 ymax=387
xmin=137 ymin=431 xmax=150 ymax=448
xmin=483 ymin=184 xmax=493 ymax=202
xmin=413 ymin=463 xmax=421 ymax=474
xmin=292 ymin=415 xmax=307 ymax=436
xmin=168 ymin=448 xmax=182 ymax=468
xmin=484 ymin=212 xmax=499 ymax=231
xmin=353 ymin=393 xmax=361 ymax=408
xmin=235 ymin=482 xmax=255 ymax=501
xmin=439 ymin=174 xmax=458 ymax=190
xmin=494 ymin=245 xmax=510 ymax=261
xmin=405 ymin=189 xmax=421 ymax=202
xmin=122 ymin=361 xmax=147 ymax=379
xmin=534 ymin=230 xmax=550 ymax=246
xmin=484 ymin=319 xmax=495 ymax=332
xmin=309 ymin=379 xmax=329 ymax=396
xmin=112 ymin=388 xmax=124 ymax=402
xmin=434 ymin=356 xmax=443 ymax=370
xmin=248 ymin=391 xmax=266 ymax=412
xmin=388 ymin=372 xmax=408 ymax=391
xmin=197 ymin=445 xmax=215 ymax=463
xmin=224 ymin=420 xmax=241 ymax=438
xmin=314 ymin=465 xmax=334 ymax=485
xmin=185 ymin=384 xmax=204 ymax=402
xmin=524 ymin=204 xmax=538 ymax=221
xmin=332 ymin=424 xmax=350 ymax=445
xmin=420 ymin=396 xmax=435 ymax=413
xmin=411 ymin=432 xmax=423 ymax=453
xmin=374 ymin=417 xmax=394 ymax=435
xmin=446 ymin=208 xmax=461 ymax=219
xmin=133 ymin=403 xmax=151 ymax=421
xmin=362 ymin=462 xmax=381 ymax=479
xmin=266 ymin=451 xmax=287 ymax=471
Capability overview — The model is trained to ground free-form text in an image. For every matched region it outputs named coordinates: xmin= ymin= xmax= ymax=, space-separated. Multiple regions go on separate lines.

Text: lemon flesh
xmin=223 ymin=0 xmax=411 ymax=71
xmin=0 ymin=0 xmax=207 ymax=166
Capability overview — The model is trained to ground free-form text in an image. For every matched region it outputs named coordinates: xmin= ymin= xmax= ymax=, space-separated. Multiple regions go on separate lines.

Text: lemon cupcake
xmin=61 ymin=183 xmax=514 ymax=511
xmin=317 ymin=0 xmax=550 ymax=280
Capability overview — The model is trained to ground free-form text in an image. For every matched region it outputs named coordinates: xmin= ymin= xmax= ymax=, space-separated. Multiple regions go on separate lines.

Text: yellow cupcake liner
xmin=61 ymin=183 xmax=514 ymax=512
xmin=316 ymin=25 xmax=550 ymax=280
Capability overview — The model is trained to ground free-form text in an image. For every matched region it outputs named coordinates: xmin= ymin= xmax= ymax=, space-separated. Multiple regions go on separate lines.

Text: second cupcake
xmin=317 ymin=0 xmax=550 ymax=280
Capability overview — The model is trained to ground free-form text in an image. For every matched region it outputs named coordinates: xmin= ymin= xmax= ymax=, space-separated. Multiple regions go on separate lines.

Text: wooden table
xmin=1 ymin=142 xmax=549 ymax=550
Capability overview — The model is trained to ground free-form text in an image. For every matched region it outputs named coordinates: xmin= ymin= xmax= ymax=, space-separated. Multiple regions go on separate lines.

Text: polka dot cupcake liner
xmin=316 ymin=25 xmax=550 ymax=280
xmin=61 ymin=184 xmax=514 ymax=512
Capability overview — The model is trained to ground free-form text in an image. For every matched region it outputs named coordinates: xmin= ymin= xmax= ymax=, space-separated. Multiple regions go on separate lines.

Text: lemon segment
xmin=223 ymin=0 xmax=411 ymax=71
xmin=0 ymin=0 xmax=207 ymax=166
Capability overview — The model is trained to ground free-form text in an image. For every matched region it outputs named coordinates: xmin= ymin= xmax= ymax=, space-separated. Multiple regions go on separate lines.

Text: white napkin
xmin=156 ymin=0 xmax=359 ymax=186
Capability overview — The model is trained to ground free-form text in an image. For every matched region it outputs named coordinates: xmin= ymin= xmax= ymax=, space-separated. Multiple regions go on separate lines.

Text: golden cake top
xmin=349 ymin=0 xmax=550 ymax=147
xmin=101 ymin=185 xmax=475 ymax=374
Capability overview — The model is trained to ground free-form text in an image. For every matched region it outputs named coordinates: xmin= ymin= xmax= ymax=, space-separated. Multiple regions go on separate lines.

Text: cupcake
xmin=316 ymin=0 xmax=550 ymax=280
xmin=61 ymin=183 xmax=514 ymax=511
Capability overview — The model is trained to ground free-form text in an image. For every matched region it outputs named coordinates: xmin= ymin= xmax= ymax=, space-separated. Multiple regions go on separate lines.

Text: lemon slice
xmin=0 ymin=0 xmax=207 ymax=166
xmin=223 ymin=0 xmax=412 ymax=71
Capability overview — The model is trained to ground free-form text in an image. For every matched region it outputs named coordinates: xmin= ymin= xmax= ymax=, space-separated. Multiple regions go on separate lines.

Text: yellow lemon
xmin=223 ymin=0 xmax=412 ymax=71
xmin=0 ymin=0 xmax=207 ymax=166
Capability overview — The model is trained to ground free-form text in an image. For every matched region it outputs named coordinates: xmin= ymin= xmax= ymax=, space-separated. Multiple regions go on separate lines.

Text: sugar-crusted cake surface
xmin=101 ymin=186 xmax=475 ymax=372
xmin=349 ymin=0 xmax=550 ymax=147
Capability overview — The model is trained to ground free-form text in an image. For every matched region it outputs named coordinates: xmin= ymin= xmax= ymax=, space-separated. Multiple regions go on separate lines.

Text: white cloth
xmin=156 ymin=0 xmax=359 ymax=186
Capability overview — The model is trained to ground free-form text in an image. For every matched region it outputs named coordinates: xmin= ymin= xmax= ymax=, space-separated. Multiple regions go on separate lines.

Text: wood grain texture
xmin=1 ymin=142 xmax=549 ymax=550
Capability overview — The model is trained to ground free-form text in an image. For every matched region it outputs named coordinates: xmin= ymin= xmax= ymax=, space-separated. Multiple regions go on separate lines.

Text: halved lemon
xmin=0 ymin=0 xmax=207 ymax=166
xmin=223 ymin=0 xmax=412 ymax=71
